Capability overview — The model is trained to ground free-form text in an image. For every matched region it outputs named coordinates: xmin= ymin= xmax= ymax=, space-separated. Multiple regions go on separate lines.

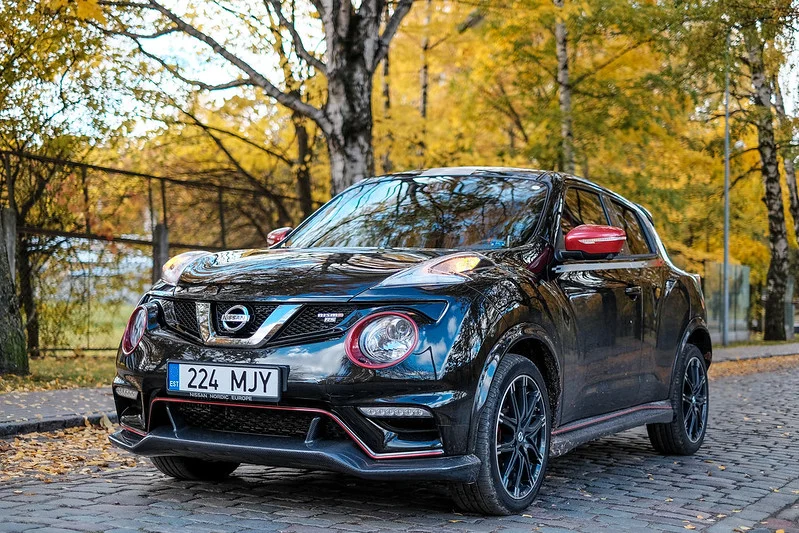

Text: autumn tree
xmin=0 ymin=0 xmax=126 ymax=368
xmin=675 ymin=0 xmax=799 ymax=339
xmin=100 ymin=0 xmax=415 ymax=195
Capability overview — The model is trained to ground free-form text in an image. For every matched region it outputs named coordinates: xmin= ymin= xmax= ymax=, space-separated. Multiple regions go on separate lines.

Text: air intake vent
xmin=172 ymin=299 xmax=200 ymax=338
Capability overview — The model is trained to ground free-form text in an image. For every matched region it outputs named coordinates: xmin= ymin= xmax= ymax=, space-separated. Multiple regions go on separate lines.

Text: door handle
xmin=625 ymin=286 xmax=642 ymax=299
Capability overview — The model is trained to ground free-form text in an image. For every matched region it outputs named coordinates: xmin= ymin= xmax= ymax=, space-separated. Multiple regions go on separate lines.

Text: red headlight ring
xmin=121 ymin=305 xmax=148 ymax=355
xmin=345 ymin=311 xmax=419 ymax=369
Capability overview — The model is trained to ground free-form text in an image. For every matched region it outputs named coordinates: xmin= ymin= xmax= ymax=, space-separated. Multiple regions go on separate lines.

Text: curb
xmin=0 ymin=411 xmax=118 ymax=437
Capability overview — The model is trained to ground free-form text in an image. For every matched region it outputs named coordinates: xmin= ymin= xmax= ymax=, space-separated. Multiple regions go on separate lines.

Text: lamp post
xmin=722 ymin=30 xmax=731 ymax=346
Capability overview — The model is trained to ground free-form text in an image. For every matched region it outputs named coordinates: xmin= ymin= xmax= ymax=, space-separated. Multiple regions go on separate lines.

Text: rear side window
xmin=560 ymin=188 xmax=608 ymax=236
xmin=607 ymin=200 xmax=652 ymax=256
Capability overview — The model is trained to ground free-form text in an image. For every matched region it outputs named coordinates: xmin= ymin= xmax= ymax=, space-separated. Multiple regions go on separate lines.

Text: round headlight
xmin=346 ymin=312 xmax=419 ymax=369
xmin=121 ymin=306 xmax=148 ymax=355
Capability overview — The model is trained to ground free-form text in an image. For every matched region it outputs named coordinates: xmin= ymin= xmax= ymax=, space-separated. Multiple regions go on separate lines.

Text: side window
xmin=560 ymin=188 xmax=608 ymax=236
xmin=607 ymin=200 xmax=652 ymax=256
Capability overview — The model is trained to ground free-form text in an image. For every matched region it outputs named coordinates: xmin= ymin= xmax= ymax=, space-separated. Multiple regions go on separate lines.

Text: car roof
xmin=371 ymin=166 xmax=549 ymax=181
xmin=364 ymin=168 xmax=650 ymax=217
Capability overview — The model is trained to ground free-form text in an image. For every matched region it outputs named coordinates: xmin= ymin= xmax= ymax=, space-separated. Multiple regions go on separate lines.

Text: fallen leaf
xmin=684 ymin=525 xmax=696 ymax=530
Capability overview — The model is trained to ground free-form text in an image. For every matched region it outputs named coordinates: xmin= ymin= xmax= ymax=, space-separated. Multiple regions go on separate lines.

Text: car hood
xmin=176 ymin=248 xmax=452 ymax=298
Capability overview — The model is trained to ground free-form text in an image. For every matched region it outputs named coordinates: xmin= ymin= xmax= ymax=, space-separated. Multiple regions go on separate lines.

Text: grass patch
xmin=0 ymin=354 xmax=116 ymax=393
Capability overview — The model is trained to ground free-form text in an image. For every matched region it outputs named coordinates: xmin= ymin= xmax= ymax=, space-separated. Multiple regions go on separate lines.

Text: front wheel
xmin=150 ymin=456 xmax=240 ymax=481
xmin=647 ymin=343 xmax=709 ymax=455
xmin=451 ymin=354 xmax=551 ymax=515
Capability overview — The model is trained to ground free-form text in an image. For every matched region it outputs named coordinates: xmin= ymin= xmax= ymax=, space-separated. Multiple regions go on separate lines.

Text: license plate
xmin=166 ymin=361 xmax=282 ymax=401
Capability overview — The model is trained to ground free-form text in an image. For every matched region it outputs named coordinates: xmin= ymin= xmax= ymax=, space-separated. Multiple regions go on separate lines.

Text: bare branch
xmin=264 ymin=0 xmax=327 ymax=74
xmin=133 ymin=1 xmax=331 ymax=133
xmin=134 ymin=41 xmax=253 ymax=91
xmin=176 ymin=106 xmax=294 ymax=224
xmin=376 ymin=0 xmax=413 ymax=66
xmin=174 ymin=119 xmax=295 ymax=166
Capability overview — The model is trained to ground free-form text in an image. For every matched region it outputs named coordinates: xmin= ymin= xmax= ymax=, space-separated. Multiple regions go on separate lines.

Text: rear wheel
xmin=647 ymin=343 xmax=709 ymax=455
xmin=451 ymin=354 xmax=550 ymax=515
xmin=150 ymin=456 xmax=239 ymax=481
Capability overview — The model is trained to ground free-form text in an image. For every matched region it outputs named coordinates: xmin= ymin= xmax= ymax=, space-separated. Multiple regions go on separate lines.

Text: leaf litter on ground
xmin=0 ymin=422 xmax=146 ymax=483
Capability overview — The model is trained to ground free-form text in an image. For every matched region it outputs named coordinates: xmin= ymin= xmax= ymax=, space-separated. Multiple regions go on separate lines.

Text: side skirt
xmin=549 ymin=401 xmax=673 ymax=457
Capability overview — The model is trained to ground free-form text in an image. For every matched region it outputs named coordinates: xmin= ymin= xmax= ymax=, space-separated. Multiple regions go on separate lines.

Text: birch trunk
xmin=774 ymin=78 xmax=799 ymax=241
xmin=326 ymin=66 xmax=374 ymax=194
xmin=746 ymin=33 xmax=789 ymax=341
xmin=554 ymin=0 xmax=575 ymax=174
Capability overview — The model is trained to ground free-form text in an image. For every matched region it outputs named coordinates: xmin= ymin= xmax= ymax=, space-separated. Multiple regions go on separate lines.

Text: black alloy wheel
xmin=451 ymin=354 xmax=551 ymax=515
xmin=647 ymin=343 xmax=709 ymax=455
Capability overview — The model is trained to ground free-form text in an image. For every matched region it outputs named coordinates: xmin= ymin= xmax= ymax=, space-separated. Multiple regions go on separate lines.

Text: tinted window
xmin=607 ymin=201 xmax=652 ymax=256
xmin=284 ymin=175 xmax=548 ymax=249
xmin=560 ymin=188 xmax=608 ymax=236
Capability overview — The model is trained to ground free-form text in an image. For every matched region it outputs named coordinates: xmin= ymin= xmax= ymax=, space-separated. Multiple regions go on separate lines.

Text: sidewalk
xmin=0 ymin=387 xmax=116 ymax=437
xmin=712 ymin=341 xmax=799 ymax=362
xmin=1 ymin=341 xmax=799 ymax=438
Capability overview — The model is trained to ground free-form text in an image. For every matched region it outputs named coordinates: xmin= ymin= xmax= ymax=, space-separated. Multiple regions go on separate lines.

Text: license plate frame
xmin=165 ymin=360 xmax=287 ymax=402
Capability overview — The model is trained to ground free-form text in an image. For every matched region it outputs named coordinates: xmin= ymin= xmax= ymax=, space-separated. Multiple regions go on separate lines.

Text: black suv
xmin=111 ymin=168 xmax=711 ymax=515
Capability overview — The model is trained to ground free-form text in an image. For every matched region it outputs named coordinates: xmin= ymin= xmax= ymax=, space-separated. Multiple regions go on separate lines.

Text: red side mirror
xmin=266 ymin=227 xmax=293 ymax=247
xmin=565 ymin=224 xmax=626 ymax=257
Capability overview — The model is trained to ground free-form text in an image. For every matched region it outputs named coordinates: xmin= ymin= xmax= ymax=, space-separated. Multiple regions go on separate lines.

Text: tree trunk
xmin=380 ymin=47 xmax=394 ymax=173
xmin=774 ymin=77 xmax=799 ymax=241
xmin=418 ymin=0 xmax=432 ymax=163
xmin=0 ymin=157 xmax=27 ymax=374
xmin=747 ymin=34 xmax=789 ymax=341
xmin=553 ymin=0 xmax=575 ymax=174
xmin=17 ymin=237 xmax=39 ymax=359
xmin=293 ymin=117 xmax=314 ymax=219
xmin=326 ymin=64 xmax=374 ymax=195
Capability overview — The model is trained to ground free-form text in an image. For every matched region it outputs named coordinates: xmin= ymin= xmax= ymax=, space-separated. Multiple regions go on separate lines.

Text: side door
xmin=603 ymin=198 xmax=668 ymax=403
xmin=555 ymin=187 xmax=643 ymax=422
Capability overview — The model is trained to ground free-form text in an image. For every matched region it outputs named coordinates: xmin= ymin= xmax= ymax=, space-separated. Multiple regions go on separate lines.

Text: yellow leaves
xmin=44 ymin=0 xmax=105 ymax=21
xmin=709 ymin=355 xmax=799 ymax=380
xmin=0 ymin=424 xmax=145 ymax=483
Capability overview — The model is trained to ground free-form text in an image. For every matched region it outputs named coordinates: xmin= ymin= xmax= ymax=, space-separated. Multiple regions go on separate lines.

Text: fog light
xmin=115 ymin=386 xmax=139 ymax=401
xmin=358 ymin=406 xmax=433 ymax=418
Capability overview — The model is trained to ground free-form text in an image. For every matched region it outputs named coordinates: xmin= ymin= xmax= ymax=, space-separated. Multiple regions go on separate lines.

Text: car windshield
xmin=284 ymin=174 xmax=548 ymax=249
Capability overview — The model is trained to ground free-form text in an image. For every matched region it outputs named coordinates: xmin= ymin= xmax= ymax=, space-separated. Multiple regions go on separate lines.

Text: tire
xmin=150 ymin=456 xmax=240 ymax=481
xmin=451 ymin=354 xmax=551 ymax=515
xmin=647 ymin=343 xmax=709 ymax=455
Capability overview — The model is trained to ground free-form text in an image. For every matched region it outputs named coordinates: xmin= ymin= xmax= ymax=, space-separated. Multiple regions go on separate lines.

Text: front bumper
xmin=110 ymin=425 xmax=480 ymax=482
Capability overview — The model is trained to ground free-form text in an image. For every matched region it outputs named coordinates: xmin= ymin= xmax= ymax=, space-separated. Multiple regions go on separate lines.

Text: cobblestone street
xmin=1 ymin=364 xmax=798 ymax=533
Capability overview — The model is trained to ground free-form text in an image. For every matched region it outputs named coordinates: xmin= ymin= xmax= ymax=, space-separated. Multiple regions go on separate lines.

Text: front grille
xmin=172 ymin=299 xmax=200 ymax=337
xmin=174 ymin=403 xmax=345 ymax=440
xmin=279 ymin=305 xmax=358 ymax=338
xmin=213 ymin=302 xmax=277 ymax=338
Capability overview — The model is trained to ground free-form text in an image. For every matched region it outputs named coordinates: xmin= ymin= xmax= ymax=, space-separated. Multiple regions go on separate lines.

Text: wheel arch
xmin=471 ymin=323 xmax=563 ymax=434
xmin=666 ymin=317 xmax=712 ymax=394
xmin=506 ymin=337 xmax=562 ymax=423
xmin=680 ymin=317 xmax=712 ymax=368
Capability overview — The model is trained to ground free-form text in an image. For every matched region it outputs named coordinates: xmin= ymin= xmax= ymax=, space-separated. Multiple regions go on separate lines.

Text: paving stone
xmin=3 ymin=363 xmax=799 ymax=532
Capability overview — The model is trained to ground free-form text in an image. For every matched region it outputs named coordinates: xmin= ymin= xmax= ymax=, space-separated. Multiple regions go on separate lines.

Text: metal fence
xmin=702 ymin=261 xmax=752 ymax=344
xmin=0 ymin=150 xmax=303 ymax=357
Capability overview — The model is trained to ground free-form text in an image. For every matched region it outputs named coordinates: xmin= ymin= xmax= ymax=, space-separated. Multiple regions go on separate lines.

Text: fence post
xmin=152 ymin=223 xmax=169 ymax=285
xmin=1 ymin=208 xmax=15 ymax=284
